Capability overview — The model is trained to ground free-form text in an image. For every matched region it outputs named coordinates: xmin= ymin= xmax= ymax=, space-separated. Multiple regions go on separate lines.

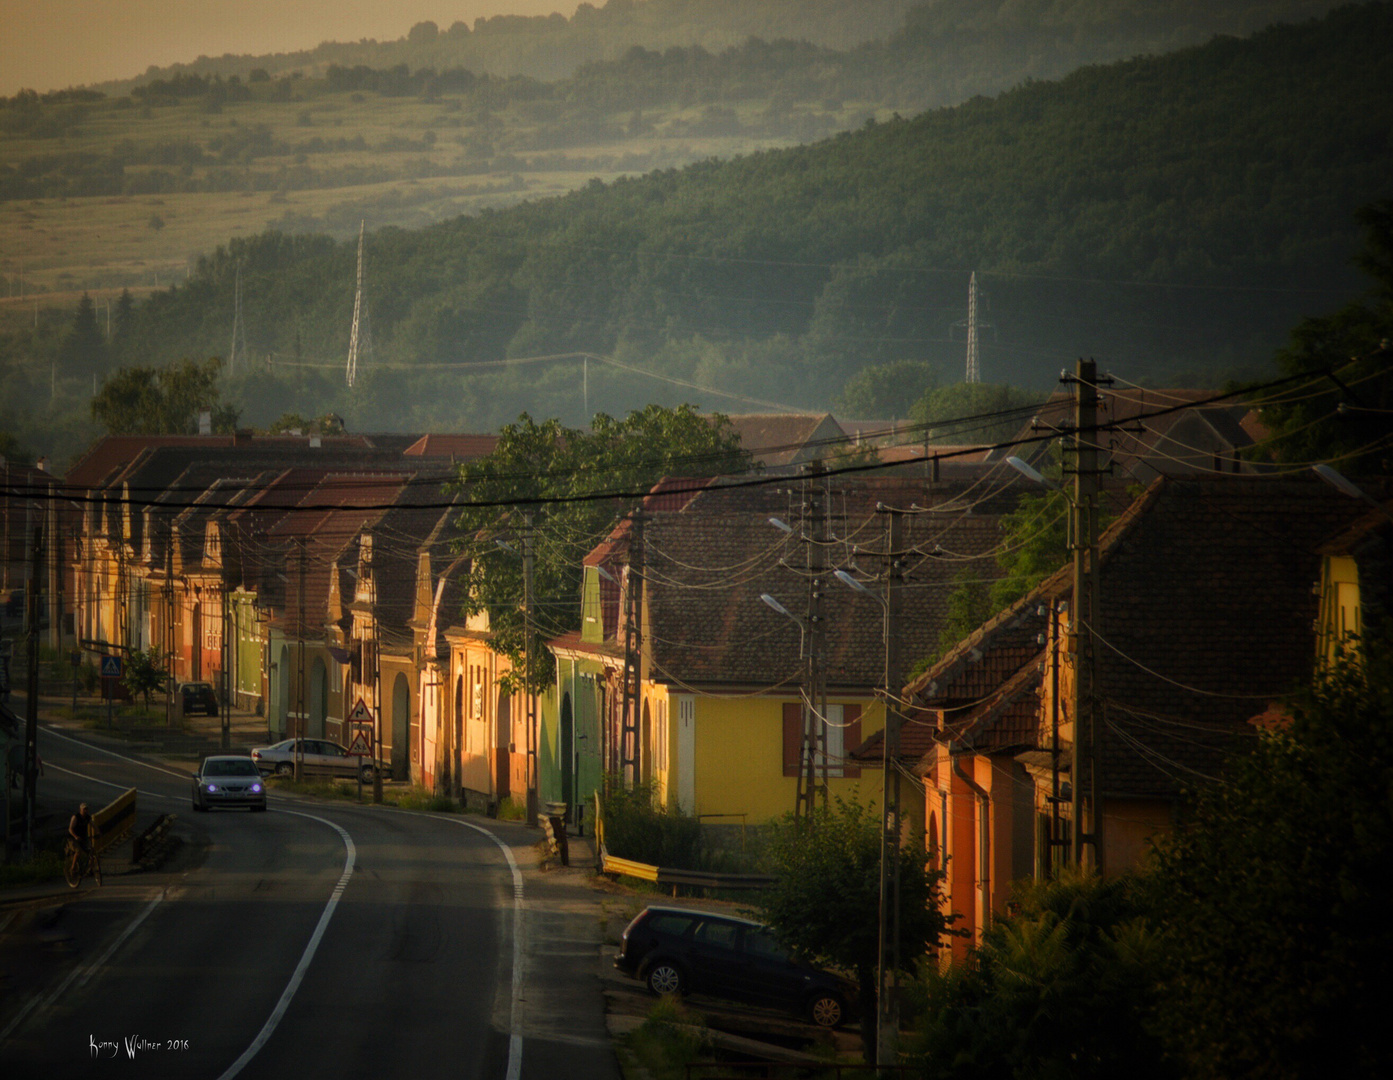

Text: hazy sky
xmin=1 ymin=2 xmax=579 ymax=96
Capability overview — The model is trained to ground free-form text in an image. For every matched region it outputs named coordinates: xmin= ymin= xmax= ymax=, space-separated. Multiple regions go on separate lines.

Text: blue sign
xmin=100 ymin=655 xmax=123 ymax=679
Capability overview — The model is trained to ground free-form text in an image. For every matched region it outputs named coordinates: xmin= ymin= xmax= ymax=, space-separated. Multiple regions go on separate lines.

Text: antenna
xmin=229 ymin=264 xmax=248 ymax=376
xmin=346 ymin=220 xmax=373 ymax=388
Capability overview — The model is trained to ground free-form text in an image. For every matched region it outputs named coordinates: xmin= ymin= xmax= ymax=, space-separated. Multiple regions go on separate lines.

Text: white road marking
xmin=0 ymin=891 xmax=166 ymax=1043
xmin=216 ymin=810 xmax=355 ymax=1080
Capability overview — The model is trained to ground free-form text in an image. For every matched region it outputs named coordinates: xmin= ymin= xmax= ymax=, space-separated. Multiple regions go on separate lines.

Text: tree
xmin=1146 ymin=639 xmax=1393 ymax=1079
xmin=757 ymin=797 xmax=952 ymax=1061
xmin=909 ymin=382 xmax=1045 ymax=446
xmin=835 ymin=359 xmax=941 ymax=418
xmin=60 ymin=292 xmax=107 ymax=383
xmin=121 ymin=647 xmax=169 ymax=709
xmin=913 ymin=872 xmax=1172 ymax=1080
xmin=452 ymin=404 xmax=749 ymax=689
xmin=91 ymin=358 xmax=239 ymax=435
xmin=1255 ymin=200 xmax=1393 ymax=470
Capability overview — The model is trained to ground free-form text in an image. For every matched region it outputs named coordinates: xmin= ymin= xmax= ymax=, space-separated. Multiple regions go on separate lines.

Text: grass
xmin=622 ymin=997 xmax=713 ymax=1080
xmin=0 ymin=80 xmax=835 ymax=302
xmin=265 ymin=775 xmax=362 ymax=801
xmin=0 ymin=844 xmax=65 ymax=887
xmin=387 ymin=787 xmax=460 ymax=813
xmin=496 ymin=796 xmax=527 ymax=822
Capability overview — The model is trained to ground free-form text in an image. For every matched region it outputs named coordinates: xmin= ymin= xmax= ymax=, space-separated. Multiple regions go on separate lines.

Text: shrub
xmin=601 ymin=779 xmax=702 ymax=869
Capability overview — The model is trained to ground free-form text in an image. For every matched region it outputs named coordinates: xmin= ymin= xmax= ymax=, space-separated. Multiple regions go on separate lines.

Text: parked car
xmin=192 ymin=755 xmax=267 ymax=812
xmin=614 ymin=905 xmax=855 ymax=1028
xmin=250 ymin=738 xmax=376 ymax=783
xmin=179 ymin=681 xmax=219 ymax=716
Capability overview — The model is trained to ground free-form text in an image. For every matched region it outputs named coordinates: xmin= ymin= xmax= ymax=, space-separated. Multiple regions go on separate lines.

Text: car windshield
xmin=204 ymin=759 xmax=258 ymax=777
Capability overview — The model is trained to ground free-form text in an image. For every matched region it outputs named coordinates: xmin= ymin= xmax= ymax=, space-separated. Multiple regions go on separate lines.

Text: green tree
xmin=1147 ymin=639 xmax=1393 ymax=1079
xmin=91 ymin=358 xmax=239 ymax=435
xmin=120 ymin=647 xmax=169 ymax=709
xmin=757 ymin=797 xmax=952 ymax=1061
xmin=1254 ymin=200 xmax=1393 ymax=470
xmin=909 ymin=382 xmax=1045 ymax=445
xmin=60 ymin=292 xmax=108 ymax=383
xmin=452 ymin=404 xmax=749 ymax=689
xmin=836 ymin=359 xmax=941 ymax=418
xmin=913 ymin=872 xmax=1172 ymax=1080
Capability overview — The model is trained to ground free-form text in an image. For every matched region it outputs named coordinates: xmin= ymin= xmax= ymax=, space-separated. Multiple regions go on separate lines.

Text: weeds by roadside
xmin=0 ymin=845 xmax=64 ymax=887
xmin=622 ymin=997 xmax=712 ymax=1080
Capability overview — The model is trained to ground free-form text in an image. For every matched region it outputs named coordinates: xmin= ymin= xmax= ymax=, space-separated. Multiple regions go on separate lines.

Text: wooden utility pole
xmin=21 ymin=525 xmax=43 ymax=855
xmin=618 ymin=510 xmax=647 ymax=789
xmin=1068 ymin=359 xmax=1106 ymax=872
xmin=523 ymin=513 xmax=538 ymax=822
xmin=294 ymin=537 xmax=305 ymax=781
xmin=797 ymin=461 xmax=829 ymax=821
xmin=875 ymin=507 xmax=904 ymax=1066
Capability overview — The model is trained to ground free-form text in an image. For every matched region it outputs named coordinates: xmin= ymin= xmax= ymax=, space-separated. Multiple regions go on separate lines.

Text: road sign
xmin=100 ymin=655 xmax=123 ymax=679
xmin=347 ymin=697 xmax=374 ymax=724
xmin=347 ymin=729 xmax=372 ymax=756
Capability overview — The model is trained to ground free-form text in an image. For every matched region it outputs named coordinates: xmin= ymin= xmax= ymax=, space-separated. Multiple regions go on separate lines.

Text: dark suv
xmin=614 ymin=905 xmax=854 ymax=1028
xmin=179 ymin=682 xmax=219 ymax=716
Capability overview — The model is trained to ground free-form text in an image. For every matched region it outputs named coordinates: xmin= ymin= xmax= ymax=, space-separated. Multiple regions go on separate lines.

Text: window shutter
xmin=782 ymin=702 xmax=802 ymax=777
xmin=843 ymin=704 xmax=862 ymax=779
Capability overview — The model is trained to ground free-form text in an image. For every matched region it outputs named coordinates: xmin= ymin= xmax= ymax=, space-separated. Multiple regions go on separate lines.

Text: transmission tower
xmin=229 ymin=265 xmax=248 ymax=376
xmin=346 ymin=220 xmax=373 ymax=388
xmin=965 ymin=272 xmax=980 ymax=383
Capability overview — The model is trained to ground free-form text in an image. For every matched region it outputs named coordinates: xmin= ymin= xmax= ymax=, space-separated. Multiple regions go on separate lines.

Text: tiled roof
xmin=402 ymin=434 xmax=499 ymax=459
xmin=723 ymin=413 xmax=846 ymax=468
xmin=637 ymin=476 xmax=1029 ymax=690
xmin=907 ymin=475 xmax=1389 ymax=798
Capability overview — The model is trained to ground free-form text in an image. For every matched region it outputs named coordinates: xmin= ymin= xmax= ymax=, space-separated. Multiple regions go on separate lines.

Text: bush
xmin=601 ymin=779 xmax=702 ymax=869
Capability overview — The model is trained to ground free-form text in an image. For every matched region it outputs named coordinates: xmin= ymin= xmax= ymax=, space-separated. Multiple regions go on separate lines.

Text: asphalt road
xmin=1 ymin=722 xmax=620 ymax=1080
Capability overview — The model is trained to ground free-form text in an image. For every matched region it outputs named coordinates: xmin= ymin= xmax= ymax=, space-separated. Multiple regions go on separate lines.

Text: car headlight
xmin=205 ymin=783 xmax=217 ymax=793
xmin=251 ymin=783 xmax=263 ymax=793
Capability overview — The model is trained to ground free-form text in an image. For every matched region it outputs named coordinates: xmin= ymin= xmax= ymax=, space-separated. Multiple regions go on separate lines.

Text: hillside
xmin=2 ymin=2 xmax=1390 ymax=460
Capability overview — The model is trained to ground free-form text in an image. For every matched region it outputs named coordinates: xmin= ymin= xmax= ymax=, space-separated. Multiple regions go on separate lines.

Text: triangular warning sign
xmin=348 ymin=698 xmax=373 ymax=723
xmin=347 ymin=731 xmax=372 ymax=755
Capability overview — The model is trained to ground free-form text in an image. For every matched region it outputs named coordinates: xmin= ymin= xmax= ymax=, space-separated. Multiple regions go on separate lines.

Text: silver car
xmin=192 ymin=755 xmax=267 ymax=812
xmin=250 ymin=738 xmax=376 ymax=782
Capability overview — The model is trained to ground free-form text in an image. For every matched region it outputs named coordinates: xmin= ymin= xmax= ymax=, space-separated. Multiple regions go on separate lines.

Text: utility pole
xmin=295 ymin=538 xmax=306 ymax=781
xmin=875 ymin=507 xmax=904 ymax=1067
xmin=164 ymin=533 xmax=175 ymax=727
xmin=797 ymin=461 xmax=829 ymax=821
xmin=21 ymin=525 xmax=43 ymax=855
xmin=220 ymin=579 xmax=230 ymax=751
xmin=523 ymin=513 xmax=537 ymax=823
xmin=1066 ymin=359 xmax=1106 ymax=872
xmin=618 ymin=510 xmax=647 ymax=790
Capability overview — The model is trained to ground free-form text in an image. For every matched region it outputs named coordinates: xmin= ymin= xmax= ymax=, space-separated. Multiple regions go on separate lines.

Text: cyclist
xmin=69 ymin=802 xmax=94 ymax=855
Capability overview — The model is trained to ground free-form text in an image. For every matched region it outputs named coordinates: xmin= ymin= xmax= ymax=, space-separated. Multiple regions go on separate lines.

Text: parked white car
xmin=250 ymin=738 xmax=376 ymax=782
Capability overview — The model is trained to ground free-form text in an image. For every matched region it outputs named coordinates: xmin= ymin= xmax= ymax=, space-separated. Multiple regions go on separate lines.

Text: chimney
xmin=198 ymin=410 xmax=212 ymax=435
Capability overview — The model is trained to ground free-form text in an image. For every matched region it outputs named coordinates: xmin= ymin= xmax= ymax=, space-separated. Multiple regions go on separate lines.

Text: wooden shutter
xmin=782 ymin=702 xmax=802 ymax=777
xmin=843 ymin=703 xmax=862 ymax=779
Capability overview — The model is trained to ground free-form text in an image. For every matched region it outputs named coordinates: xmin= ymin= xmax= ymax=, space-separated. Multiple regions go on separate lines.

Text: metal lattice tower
xmin=346 ymin=221 xmax=373 ymax=387
xmin=229 ymin=265 xmax=248 ymax=376
xmin=965 ymin=271 xmax=980 ymax=384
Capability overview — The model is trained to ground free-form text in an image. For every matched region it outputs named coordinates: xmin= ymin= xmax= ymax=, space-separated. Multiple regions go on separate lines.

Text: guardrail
xmin=94 ymin=788 xmax=136 ymax=855
xmin=593 ymin=792 xmax=778 ymax=896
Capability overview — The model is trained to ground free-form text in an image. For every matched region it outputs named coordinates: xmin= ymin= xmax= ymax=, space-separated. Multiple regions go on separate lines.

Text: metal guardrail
xmin=593 ymin=791 xmax=778 ymax=894
xmin=133 ymin=813 xmax=177 ymax=866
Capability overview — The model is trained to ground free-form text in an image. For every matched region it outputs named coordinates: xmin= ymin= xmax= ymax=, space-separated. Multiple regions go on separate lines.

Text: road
xmin=1 ymin=723 xmax=619 ymax=1080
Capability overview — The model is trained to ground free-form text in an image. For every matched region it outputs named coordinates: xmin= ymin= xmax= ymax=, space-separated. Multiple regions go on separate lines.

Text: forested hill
xmin=98 ymin=3 xmax=1393 ymax=433
xmin=93 ymin=0 xmax=1338 ymax=91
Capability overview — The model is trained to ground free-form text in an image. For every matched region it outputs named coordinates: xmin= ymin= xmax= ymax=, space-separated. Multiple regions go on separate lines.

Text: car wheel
xmin=807 ymin=991 xmax=845 ymax=1029
xmin=645 ymin=961 xmax=685 ymax=997
xmin=275 ymin=762 xmax=293 ymax=776
xmin=360 ymin=764 xmax=376 ymax=783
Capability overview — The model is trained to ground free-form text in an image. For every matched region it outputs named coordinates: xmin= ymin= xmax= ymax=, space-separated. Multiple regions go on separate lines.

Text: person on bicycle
xmin=69 ymin=802 xmax=94 ymax=854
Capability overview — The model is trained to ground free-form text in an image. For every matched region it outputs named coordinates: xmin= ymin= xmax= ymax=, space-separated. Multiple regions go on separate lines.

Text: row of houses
xmin=11 ymin=389 xmax=1378 ymax=951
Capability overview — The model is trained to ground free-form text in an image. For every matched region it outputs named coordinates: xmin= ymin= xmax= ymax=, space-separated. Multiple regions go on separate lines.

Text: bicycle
xmin=63 ymin=838 xmax=102 ymax=888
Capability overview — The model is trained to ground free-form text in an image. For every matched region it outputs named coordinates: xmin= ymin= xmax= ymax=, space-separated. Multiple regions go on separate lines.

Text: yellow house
xmin=558 ymin=476 xmax=1020 ymax=836
xmin=1315 ymin=500 xmax=1393 ymax=667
